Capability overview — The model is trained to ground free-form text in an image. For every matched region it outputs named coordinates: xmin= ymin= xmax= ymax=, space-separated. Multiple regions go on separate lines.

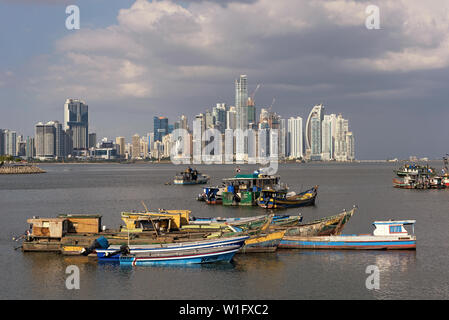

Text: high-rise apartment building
xmin=132 ymin=134 xmax=141 ymax=159
xmin=287 ymin=117 xmax=303 ymax=159
xmin=64 ymin=99 xmax=88 ymax=151
xmin=35 ymin=121 xmax=65 ymax=159
xmin=3 ymin=130 xmax=17 ymax=156
xmin=115 ymin=137 xmax=125 ymax=156
xmin=226 ymin=107 xmax=237 ymax=130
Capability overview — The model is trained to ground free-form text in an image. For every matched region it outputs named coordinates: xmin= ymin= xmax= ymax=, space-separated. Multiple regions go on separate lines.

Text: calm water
xmin=1 ymin=162 xmax=448 ymax=300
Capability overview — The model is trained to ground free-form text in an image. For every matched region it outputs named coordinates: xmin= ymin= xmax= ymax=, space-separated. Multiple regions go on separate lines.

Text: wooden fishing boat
xmin=278 ymin=207 xmax=356 ymax=238
xmin=239 ymin=229 xmax=286 ymax=253
xmin=257 ymin=186 xmax=318 ymax=209
xmin=96 ymin=234 xmax=249 ymax=262
xmin=188 ymin=214 xmax=303 ymax=230
xmin=280 ymin=220 xmax=416 ymax=250
xmin=120 ymin=244 xmax=243 ymax=266
xmin=173 ymin=168 xmax=209 ymax=185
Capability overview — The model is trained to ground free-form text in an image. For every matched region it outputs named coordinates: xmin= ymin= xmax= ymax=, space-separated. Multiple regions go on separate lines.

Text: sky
xmin=1 ymin=0 xmax=449 ymax=160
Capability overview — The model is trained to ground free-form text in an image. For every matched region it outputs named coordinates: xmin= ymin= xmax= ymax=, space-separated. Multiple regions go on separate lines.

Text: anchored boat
xmin=120 ymin=244 xmax=243 ymax=266
xmin=279 ymin=207 xmax=356 ymax=239
xmin=280 ymin=219 xmax=416 ymax=250
xmin=257 ymin=186 xmax=318 ymax=209
xmin=197 ymin=186 xmax=224 ymax=204
xmin=173 ymin=168 xmax=209 ymax=185
xmin=221 ymin=171 xmax=286 ymax=206
xmin=96 ymin=235 xmax=249 ymax=262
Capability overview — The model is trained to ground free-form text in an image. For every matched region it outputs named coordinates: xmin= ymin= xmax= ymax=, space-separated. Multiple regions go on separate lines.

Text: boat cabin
xmin=120 ymin=210 xmax=191 ymax=232
xmin=57 ymin=214 xmax=102 ymax=234
xmin=222 ymin=173 xmax=282 ymax=193
xmin=26 ymin=217 xmax=69 ymax=238
xmin=372 ymin=220 xmax=416 ymax=236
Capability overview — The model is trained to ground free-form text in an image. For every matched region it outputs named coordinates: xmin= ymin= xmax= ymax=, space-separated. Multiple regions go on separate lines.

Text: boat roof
xmin=373 ymin=220 xmax=416 ymax=225
xmin=223 ymin=175 xmax=280 ymax=181
xmin=260 ymin=189 xmax=288 ymax=193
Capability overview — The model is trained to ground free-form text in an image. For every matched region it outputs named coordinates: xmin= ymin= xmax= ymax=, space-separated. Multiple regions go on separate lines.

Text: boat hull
xmin=281 ymin=208 xmax=355 ymax=237
xmin=239 ymin=230 xmax=286 ymax=253
xmin=96 ymin=235 xmax=249 ymax=261
xmin=257 ymin=186 xmax=318 ymax=209
xmin=174 ymin=179 xmax=209 ymax=185
xmin=120 ymin=246 xmax=240 ymax=266
xmin=279 ymin=235 xmax=416 ymax=250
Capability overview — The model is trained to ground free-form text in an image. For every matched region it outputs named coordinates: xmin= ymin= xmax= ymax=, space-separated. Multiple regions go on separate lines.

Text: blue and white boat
xmin=279 ymin=220 xmax=417 ymax=250
xmin=96 ymin=235 xmax=249 ymax=262
xmin=120 ymin=244 xmax=242 ymax=266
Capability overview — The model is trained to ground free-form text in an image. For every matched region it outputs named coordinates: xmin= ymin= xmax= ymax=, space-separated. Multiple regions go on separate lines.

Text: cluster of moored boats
xmin=393 ymin=156 xmax=449 ymax=189
xmin=196 ymin=169 xmax=318 ymax=208
xmin=16 ymin=167 xmax=418 ymax=267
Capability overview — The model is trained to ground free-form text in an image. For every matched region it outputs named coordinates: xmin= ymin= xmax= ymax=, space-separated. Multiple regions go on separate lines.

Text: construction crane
xmin=248 ymin=84 xmax=261 ymax=106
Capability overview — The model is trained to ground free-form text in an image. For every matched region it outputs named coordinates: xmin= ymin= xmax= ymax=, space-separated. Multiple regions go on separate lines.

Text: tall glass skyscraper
xmin=235 ymin=75 xmax=248 ymax=131
xmin=153 ymin=116 xmax=168 ymax=142
xmin=64 ymin=99 xmax=88 ymax=150
xmin=305 ymin=104 xmax=324 ymax=160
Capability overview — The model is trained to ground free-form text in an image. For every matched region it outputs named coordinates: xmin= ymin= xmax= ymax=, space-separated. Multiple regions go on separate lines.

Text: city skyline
xmin=1 ymin=1 xmax=449 ymax=160
xmin=0 ymin=74 xmax=356 ymax=162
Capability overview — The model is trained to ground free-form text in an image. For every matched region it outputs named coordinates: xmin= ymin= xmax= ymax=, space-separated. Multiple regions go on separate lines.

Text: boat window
xmin=389 ymin=225 xmax=402 ymax=233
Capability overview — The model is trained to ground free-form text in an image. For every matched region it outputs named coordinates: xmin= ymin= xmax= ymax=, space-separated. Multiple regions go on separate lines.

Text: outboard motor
xmin=82 ymin=236 xmax=109 ymax=256
xmin=104 ymin=244 xmax=130 ymax=258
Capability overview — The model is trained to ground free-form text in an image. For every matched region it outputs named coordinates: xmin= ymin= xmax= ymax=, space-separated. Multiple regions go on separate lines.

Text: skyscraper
xmin=3 ymin=130 xmax=17 ymax=156
xmin=226 ymin=107 xmax=237 ymax=130
xmin=305 ymin=104 xmax=324 ymax=160
xmin=88 ymin=133 xmax=97 ymax=148
xmin=115 ymin=137 xmax=125 ymax=156
xmin=0 ymin=129 xmax=4 ymax=156
xmin=132 ymin=134 xmax=141 ymax=159
xmin=321 ymin=115 xmax=333 ymax=161
xmin=213 ymin=103 xmax=227 ymax=133
xmin=64 ymin=99 xmax=88 ymax=151
xmin=35 ymin=121 xmax=65 ymax=159
xmin=287 ymin=117 xmax=303 ymax=159
xmin=153 ymin=116 xmax=168 ymax=142
xmin=235 ymin=75 xmax=248 ymax=131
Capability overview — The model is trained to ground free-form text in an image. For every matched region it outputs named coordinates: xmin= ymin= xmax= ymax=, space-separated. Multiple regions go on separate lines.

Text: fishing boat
xmin=429 ymin=176 xmax=444 ymax=189
xmin=279 ymin=207 xmax=356 ymax=239
xmin=173 ymin=168 xmax=209 ymax=185
xmin=279 ymin=220 xmax=416 ymax=250
xmin=394 ymin=164 xmax=434 ymax=177
xmin=257 ymin=186 xmax=318 ymax=209
xmin=120 ymin=244 xmax=243 ymax=266
xmin=221 ymin=170 xmax=286 ymax=206
xmin=96 ymin=234 xmax=249 ymax=262
xmin=197 ymin=186 xmax=224 ymax=204
xmin=392 ymin=177 xmax=416 ymax=189
xmin=188 ymin=214 xmax=303 ymax=229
